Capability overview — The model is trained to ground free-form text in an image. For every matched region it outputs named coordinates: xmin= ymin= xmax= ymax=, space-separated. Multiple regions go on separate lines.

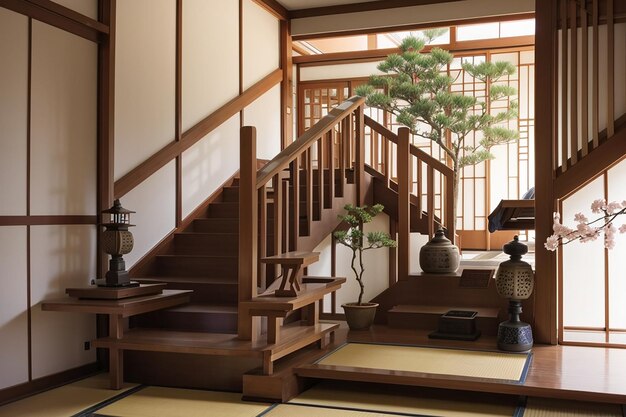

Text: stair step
xmin=387 ymin=304 xmax=500 ymax=336
xmin=131 ymin=302 xmax=238 ymax=333
xmin=222 ymin=186 xmax=240 ymax=202
xmin=192 ymin=218 xmax=239 ymax=233
xmin=173 ymin=232 xmax=238 ymax=255
xmin=156 ymin=255 xmax=238 ymax=277
xmin=134 ymin=276 xmax=238 ymax=304
xmin=208 ymin=202 xmax=240 ymax=218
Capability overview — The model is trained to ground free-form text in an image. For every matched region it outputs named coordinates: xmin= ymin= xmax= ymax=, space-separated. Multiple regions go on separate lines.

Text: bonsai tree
xmin=355 ymin=30 xmax=520 ymax=228
xmin=333 ymin=204 xmax=397 ymax=305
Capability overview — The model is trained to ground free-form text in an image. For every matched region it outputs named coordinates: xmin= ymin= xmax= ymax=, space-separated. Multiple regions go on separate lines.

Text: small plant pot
xmin=342 ymin=302 xmax=379 ymax=330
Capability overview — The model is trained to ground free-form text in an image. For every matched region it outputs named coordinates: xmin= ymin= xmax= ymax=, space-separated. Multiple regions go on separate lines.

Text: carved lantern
xmin=100 ymin=199 xmax=137 ymax=287
xmin=495 ymin=235 xmax=534 ymax=352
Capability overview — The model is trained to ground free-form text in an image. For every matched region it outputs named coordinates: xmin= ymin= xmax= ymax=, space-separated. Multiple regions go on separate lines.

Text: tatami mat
xmin=95 ymin=386 xmax=270 ymax=417
xmin=262 ymin=403 xmax=405 ymax=417
xmin=522 ymin=397 xmax=623 ymax=417
xmin=317 ymin=343 xmax=530 ymax=382
xmin=291 ymin=381 xmax=518 ymax=417
xmin=0 ymin=373 xmax=137 ymax=417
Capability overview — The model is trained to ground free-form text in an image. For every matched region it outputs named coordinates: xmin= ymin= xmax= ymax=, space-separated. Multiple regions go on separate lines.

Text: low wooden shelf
xmin=261 ymin=251 xmax=320 ymax=297
xmin=41 ymin=286 xmax=192 ymax=389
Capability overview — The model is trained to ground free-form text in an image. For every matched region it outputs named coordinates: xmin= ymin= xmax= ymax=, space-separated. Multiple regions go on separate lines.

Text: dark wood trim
xmin=239 ymin=0 xmax=244 ymax=126
xmin=0 ymin=216 xmax=98 ymax=226
xmin=289 ymin=0 xmax=463 ymax=19
xmin=175 ymin=0 xmax=182 ymax=227
xmin=114 ymin=69 xmax=283 ymax=199
xmin=97 ymin=0 xmax=115 ymax=280
xmin=533 ymin=0 xmax=558 ymax=345
xmin=0 ymin=0 xmax=107 ymax=42
xmin=291 ymin=13 xmax=536 ymax=41
xmin=280 ymin=19 xmax=293 ymax=149
xmin=251 ymin=0 xmax=287 ymax=20
xmin=26 ymin=17 xmax=32 ymax=381
xmin=554 ymin=128 xmax=626 ymax=199
xmin=0 ymin=362 xmax=100 ymax=406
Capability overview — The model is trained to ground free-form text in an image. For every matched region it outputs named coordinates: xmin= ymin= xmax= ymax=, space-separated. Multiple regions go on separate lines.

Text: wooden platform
xmin=294 ymin=326 xmax=626 ymax=405
xmin=387 ymin=304 xmax=500 ymax=335
xmin=94 ymin=321 xmax=338 ymax=376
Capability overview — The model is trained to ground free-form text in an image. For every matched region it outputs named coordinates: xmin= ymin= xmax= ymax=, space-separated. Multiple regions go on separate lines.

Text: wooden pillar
xmin=355 ymin=106 xmax=365 ymax=205
xmin=534 ymin=0 xmax=558 ymax=345
xmin=280 ymin=20 xmax=293 ymax=149
xmin=397 ymin=127 xmax=411 ymax=282
xmin=238 ymin=126 xmax=259 ymax=341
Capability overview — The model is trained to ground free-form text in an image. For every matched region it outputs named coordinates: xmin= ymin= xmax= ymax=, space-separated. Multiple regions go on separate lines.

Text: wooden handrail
xmin=115 ymin=69 xmax=283 ymax=199
xmin=256 ymin=96 xmax=365 ymax=187
xmin=364 ymin=115 xmax=453 ymax=178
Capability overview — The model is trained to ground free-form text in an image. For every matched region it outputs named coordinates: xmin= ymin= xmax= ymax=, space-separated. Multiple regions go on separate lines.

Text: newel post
xmin=355 ymin=105 xmax=365 ymax=205
xmin=397 ymin=127 xmax=411 ymax=281
xmin=238 ymin=126 xmax=259 ymax=340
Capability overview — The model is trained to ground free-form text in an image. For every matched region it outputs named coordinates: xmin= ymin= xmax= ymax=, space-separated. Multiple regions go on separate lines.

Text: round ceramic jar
xmin=419 ymin=229 xmax=460 ymax=273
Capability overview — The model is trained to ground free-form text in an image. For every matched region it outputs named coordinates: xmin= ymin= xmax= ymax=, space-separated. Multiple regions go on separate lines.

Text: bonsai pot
xmin=342 ymin=302 xmax=379 ymax=330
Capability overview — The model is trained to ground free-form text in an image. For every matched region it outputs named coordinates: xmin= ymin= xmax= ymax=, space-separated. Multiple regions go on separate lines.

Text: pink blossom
xmin=606 ymin=201 xmax=623 ymax=215
xmin=605 ymin=225 xmax=617 ymax=249
xmin=591 ymin=199 xmax=606 ymax=214
xmin=574 ymin=213 xmax=588 ymax=223
xmin=620 ymin=224 xmax=626 ymax=234
xmin=544 ymin=235 xmax=559 ymax=251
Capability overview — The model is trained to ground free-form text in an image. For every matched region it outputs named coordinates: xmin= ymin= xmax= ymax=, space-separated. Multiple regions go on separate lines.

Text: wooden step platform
xmin=294 ymin=326 xmax=626 ymax=405
xmin=388 ymin=304 xmax=501 ymax=335
xmin=93 ymin=321 xmax=338 ymax=377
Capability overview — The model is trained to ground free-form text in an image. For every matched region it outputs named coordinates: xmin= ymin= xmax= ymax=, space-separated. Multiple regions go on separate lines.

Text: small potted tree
xmin=334 ymin=204 xmax=397 ymax=330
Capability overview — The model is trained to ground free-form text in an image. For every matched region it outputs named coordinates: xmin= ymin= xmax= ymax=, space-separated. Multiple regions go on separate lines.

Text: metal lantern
xmin=100 ymin=199 xmax=137 ymax=287
xmin=495 ymin=235 xmax=534 ymax=352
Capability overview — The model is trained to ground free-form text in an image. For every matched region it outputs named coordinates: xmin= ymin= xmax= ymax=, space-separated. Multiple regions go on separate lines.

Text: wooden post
xmin=397 ymin=127 xmax=411 ymax=282
xmin=534 ymin=0 xmax=558 ymax=345
xmin=445 ymin=173 xmax=456 ymax=242
xmin=280 ymin=20 xmax=293 ymax=149
xmin=238 ymin=126 xmax=259 ymax=341
xmin=355 ymin=106 xmax=365 ymax=205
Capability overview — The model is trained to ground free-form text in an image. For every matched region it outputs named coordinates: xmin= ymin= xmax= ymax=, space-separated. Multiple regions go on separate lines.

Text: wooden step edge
xmin=266 ymin=322 xmax=339 ymax=361
xmin=389 ymin=305 xmax=500 ymax=318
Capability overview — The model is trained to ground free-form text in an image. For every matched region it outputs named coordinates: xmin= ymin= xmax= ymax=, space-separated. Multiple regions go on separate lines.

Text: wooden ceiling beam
xmin=288 ymin=0 xmax=464 ymax=20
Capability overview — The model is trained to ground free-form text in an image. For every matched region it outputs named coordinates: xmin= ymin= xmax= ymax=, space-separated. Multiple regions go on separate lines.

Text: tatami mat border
xmin=315 ymin=341 xmax=533 ymax=384
xmin=73 ymin=385 xmax=146 ymax=417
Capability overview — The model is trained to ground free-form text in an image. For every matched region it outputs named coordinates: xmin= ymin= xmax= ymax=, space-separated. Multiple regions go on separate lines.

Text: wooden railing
xmin=238 ymin=96 xmax=366 ymax=340
xmin=363 ymin=115 xmax=455 ymax=281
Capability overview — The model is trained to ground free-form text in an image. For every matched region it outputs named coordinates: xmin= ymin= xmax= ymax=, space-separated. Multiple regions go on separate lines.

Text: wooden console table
xmin=42 ymin=285 xmax=191 ymax=389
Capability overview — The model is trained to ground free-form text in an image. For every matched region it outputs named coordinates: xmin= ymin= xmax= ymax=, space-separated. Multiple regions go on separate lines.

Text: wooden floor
xmin=293 ymin=324 xmax=626 ymax=405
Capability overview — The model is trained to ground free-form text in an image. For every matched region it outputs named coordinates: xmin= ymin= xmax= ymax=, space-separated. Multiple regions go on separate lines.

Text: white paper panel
xmin=50 ymin=0 xmax=98 ymax=19
xmin=608 ymin=159 xmax=626 ymax=328
xmin=123 ymin=161 xmax=176 ymax=268
xmin=243 ymin=85 xmax=281 ymax=160
xmin=30 ymin=225 xmax=97 ymax=379
xmin=182 ymin=0 xmax=239 ymax=132
xmin=182 ymin=114 xmax=240 ymax=218
xmin=0 ymin=226 xmax=29 ymax=389
xmin=562 ymin=176 xmax=606 ymax=328
xmin=242 ymin=0 xmax=279 ymax=89
xmin=115 ymin=0 xmax=176 ymax=179
xmin=30 ymin=21 xmax=97 ymax=216
xmin=0 ymin=9 xmax=28 ymax=215
xmin=300 ymin=61 xmax=383 ymax=81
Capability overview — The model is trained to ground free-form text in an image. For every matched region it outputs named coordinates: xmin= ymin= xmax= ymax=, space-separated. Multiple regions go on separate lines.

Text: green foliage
xmin=357 ymin=34 xmax=520 ymax=174
xmin=333 ymin=204 xmax=396 ymax=305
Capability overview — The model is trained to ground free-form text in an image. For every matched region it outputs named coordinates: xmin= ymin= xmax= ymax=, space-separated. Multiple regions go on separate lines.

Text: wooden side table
xmin=42 ymin=285 xmax=191 ymax=389
xmin=261 ymin=251 xmax=320 ymax=297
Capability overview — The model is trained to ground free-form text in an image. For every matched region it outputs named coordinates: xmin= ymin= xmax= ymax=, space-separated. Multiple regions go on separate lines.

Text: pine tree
xmin=355 ymin=30 xmax=519 ymax=235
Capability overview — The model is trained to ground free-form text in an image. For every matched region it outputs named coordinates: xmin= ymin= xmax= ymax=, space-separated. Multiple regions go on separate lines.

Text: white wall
xmin=0 ymin=8 xmax=28 ymax=216
xmin=50 ymin=0 xmax=97 ymax=20
xmin=30 ymin=21 xmax=97 ymax=216
xmin=182 ymin=0 xmax=239 ymax=132
xmin=291 ymin=0 xmax=534 ymax=37
xmin=300 ymin=61 xmax=383 ymax=82
xmin=124 ymin=161 xmax=177 ymax=268
xmin=607 ymin=159 xmax=626 ymax=328
xmin=243 ymin=84 xmax=282 ymax=160
xmin=242 ymin=0 xmax=280 ymax=89
xmin=115 ymin=0 xmax=176 ymax=180
xmin=182 ymin=114 xmax=240 ymax=218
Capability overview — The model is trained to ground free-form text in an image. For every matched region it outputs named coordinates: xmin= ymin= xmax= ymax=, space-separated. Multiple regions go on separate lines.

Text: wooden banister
xmin=239 ymin=96 xmax=365 ymax=340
